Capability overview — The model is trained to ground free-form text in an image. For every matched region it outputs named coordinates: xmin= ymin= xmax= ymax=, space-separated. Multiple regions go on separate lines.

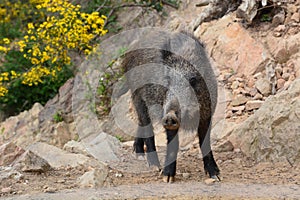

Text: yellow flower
xmin=28 ymin=23 xmax=34 ymax=29
xmin=3 ymin=38 xmax=10 ymax=44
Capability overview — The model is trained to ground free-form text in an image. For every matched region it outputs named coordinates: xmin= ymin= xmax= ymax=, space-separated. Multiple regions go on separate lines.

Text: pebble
xmin=204 ymin=178 xmax=216 ymax=185
xmin=231 ymin=81 xmax=239 ymax=90
xmin=277 ymin=78 xmax=286 ymax=90
xmin=282 ymin=73 xmax=290 ymax=81
xmin=274 ymin=24 xmax=286 ymax=32
xmin=182 ymin=173 xmax=190 ymax=179
xmin=253 ymin=93 xmax=263 ymax=100
xmin=291 ymin=12 xmax=300 ymax=23
xmin=1 ymin=187 xmax=12 ymax=193
xmin=43 ymin=187 xmax=57 ymax=193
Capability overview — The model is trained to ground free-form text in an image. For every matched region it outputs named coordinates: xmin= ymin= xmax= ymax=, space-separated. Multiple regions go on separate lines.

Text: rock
xmin=197 ymin=15 xmax=269 ymax=77
xmin=27 ymin=142 xmax=90 ymax=169
xmin=290 ymin=12 xmax=300 ymax=23
xmin=253 ymin=93 xmax=263 ymax=100
xmin=229 ymin=78 xmax=300 ymax=163
xmin=211 ymin=119 xmax=237 ymax=142
xmin=63 ymin=140 xmax=88 ymax=156
xmin=13 ymin=150 xmax=51 ymax=173
xmin=274 ymin=45 xmax=289 ymax=63
xmin=276 ymin=78 xmax=286 ymax=90
xmin=225 ymin=110 xmax=233 ymax=118
xmin=1 ymin=187 xmax=12 ymax=193
xmin=236 ymin=0 xmax=258 ymax=23
xmin=231 ymin=94 xmax=248 ymax=106
xmin=272 ymin=11 xmax=286 ymax=27
xmin=267 ymin=34 xmax=300 ymax=64
xmin=245 ymin=100 xmax=264 ymax=111
xmin=52 ymin=121 xmax=72 ymax=148
xmin=182 ymin=173 xmax=190 ymax=179
xmin=83 ymin=132 xmax=122 ymax=163
xmin=0 ymin=142 xmax=25 ymax=166
xmin=214 ymin=140 xmax=234 ymax=152
xmin=231 ymin=81 xmax=240 ymax=90
xmin=275 ymin=64 xmax=283 ymax=77
xmin=231 ymin=105 xmax=245 ymax=112
xmin=204 ymin=178 xmax=216 ymax=185
xmin=255 ymin=78 xmax=271 ymax=96
xmin=249 ymin=88 xmax=258 ymax=97
xmin=253 ymin=72 xmax=263 ymax=79
xmin=274 ymin=25 xmax=286 ymax=32
xmin=0 ymin=166 xmax=23 ymax=182
xmin=282 ymin=72 xmax=290 ymax=81
xmin=77 ymin=168 xmax=108 ymax=188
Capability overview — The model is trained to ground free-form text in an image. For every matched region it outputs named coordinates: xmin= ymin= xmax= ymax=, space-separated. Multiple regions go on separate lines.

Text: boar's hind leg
xmin=133 ymin=95 xmax=160 ymax=168
xmin=198 ymin=118 xmax=220 ymax=180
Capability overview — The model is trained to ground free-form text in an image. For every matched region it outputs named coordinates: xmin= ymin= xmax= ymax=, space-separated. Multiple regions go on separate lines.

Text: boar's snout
xmin=162 ymin=111 xmax=180 ymax=130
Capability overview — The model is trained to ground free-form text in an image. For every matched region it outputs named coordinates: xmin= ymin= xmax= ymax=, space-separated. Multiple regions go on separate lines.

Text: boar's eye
xmin=189 ymin=77 xmax=197 ymax=87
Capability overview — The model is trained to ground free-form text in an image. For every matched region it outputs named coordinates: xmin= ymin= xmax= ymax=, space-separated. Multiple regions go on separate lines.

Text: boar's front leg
xmin=132 ymin=94 xmax=160 ymax=169
xmin=162 ymin=129 xmax=179 ymax=183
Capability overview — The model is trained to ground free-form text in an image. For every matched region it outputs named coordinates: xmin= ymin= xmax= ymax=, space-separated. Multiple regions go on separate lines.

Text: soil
xmin=1 ymin=144 xmax=299 ymax=199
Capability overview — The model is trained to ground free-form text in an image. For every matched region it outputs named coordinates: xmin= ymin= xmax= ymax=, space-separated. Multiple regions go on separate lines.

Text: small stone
xmin=289 ymin=74 xmax=296 ymax=82
xmin=249 ymin=88 xmax=258 ymax=97
xmin=274 ymin=24 xmax=286 ymax=32
xmin=273 ymin=32 xmax=282 ymax=37
xmin=238 ymin=82 xmax=245 ymax=88
xmin=234 ymin=148 xmax=241 ymax=153
xmin=282 ymin=67 xmax=291 ymax=74
xmin=231 ymin=94 xmax=248 ymax=106
xmin=215 ymin=140 xmax=234 ymax=152
xmin=247 ymin=78 xmax=255 ymax=88
xmin=0 ymin=142 xmax=25 ymax=166
xmin=282 ymin=73 xmax=290 ymax=81
xmin=272 ymin=11 xmax=285 ymax=27
xmin=182 ymin=173 xmax=190 ymax=178
xmin=288 ymin=27 xmax=299 ymax=35
xmin=275 ymin=64 xmax=283 ymax=75
xmin=1 ymin=187 xmax=12 ymax=193
xmin=231 ymin=81 xmax=240 ymax=90
xmin=225 ymin=110 xmax=233 ymax=118
xmin=56 ymin=179 xmax=66 ymax=183
xmin=291 ymin=12 xmax=300 ymax=23
xmin=286 ymin=60 xmax=295 ymax=69
xmin=245 ymin=100 xmax=264 ymax=111
xmin=255 ymin=78 xmax=271 ymax=96
xmin=204 ymin=178 xmax=216 ymax=185
xmin=232 ymin=106 xmax=245 ymax=112
xmin=43 ymin=187 xmax=56 ymax=193
xmin=253 ymin=72 xmax=263 ymax=79
xmin=253 ymin=93 xmax=263 ymax=100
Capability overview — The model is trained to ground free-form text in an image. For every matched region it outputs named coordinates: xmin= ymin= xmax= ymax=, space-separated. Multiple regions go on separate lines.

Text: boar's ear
xmin=189 ymin=77 xmax=197 ymax=87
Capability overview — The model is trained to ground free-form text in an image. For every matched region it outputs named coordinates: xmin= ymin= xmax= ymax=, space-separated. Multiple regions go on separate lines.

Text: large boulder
xmin=195 ymin=14 xmax=270 ymax=77
xmin=27 ymin=142 xmax=90 ymax=169
xmin=229 ymin=78 xmax=300 ymax=164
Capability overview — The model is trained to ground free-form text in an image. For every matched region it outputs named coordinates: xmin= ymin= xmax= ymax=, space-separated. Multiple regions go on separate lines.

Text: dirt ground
xmin=1 ymin=144 xmax=299 ymax=199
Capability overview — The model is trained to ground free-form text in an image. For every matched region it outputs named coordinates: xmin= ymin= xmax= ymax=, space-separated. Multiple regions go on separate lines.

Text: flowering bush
xmin=0 ymin=0 xmax=107 ymax=115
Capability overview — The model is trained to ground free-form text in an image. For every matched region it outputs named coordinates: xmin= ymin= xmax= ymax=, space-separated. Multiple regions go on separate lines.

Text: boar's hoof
xmin=211 ymin=175 xmax=221 ymax=182
xmin=163 ymin=176 xmax=175 ymax=183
